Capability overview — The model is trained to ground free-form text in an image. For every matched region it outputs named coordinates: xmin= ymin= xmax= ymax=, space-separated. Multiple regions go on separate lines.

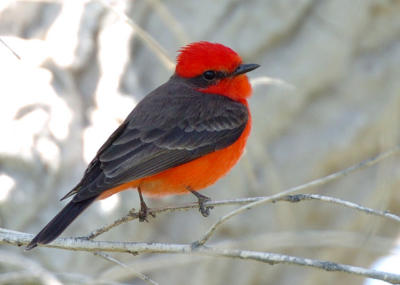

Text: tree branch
xmin=3 ymin=146 xmax=398 ymax=283
xmin=97 ymin=0 xmax=175 ymax=71
xmin=86 ymin=192 xmax=400 ymax=241
xmin=0 ymin=249 xmax=62 ymax=285
xmin=280 ymin=194 xmax=400 ymax=222
xmin=94 ymin=251 xmax=158 ymax=285
xmin=1 ymin=229 xmax=399 ymax=284
xmin=194 ymin=145 xmax=400 ymax=246
xmin=0 ymin=37 xmax=21 ymax=60
xmin=251 ymin=76 xmax=296 ymax=90
xmin=84 ymin=145 xmax=400 ymax=242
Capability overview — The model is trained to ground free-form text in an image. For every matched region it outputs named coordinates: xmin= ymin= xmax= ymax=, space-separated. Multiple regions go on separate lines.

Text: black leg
xmin=188 ymin=188 xmax=213 ymax=217
xmin=138 ymin=187 xmax=155 ymax=222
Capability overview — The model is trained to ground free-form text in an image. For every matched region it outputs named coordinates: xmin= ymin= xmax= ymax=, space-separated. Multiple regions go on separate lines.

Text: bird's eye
xmin=203 ymin=70 xmax=216 ymax=80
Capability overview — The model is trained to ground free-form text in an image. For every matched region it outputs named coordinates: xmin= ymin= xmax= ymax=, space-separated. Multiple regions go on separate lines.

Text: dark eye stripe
xmin=184 ymin=70 xmax=229 ymax=88
xmin=203 ymin=70 xmax=228 ymax=81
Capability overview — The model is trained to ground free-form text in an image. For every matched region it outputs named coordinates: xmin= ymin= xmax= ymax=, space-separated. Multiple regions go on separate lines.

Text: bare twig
xmin=251 ymin=76 xmax=296 ymax=90
xmin=87 ymin=208 xmax=140 ymax=240
xmin=55 ymin=271 xmax=130 ymax=285
xmin=0 ymin=38 xmax=21 ymax=60
xmin=94 ymin=251 xmax=158 ymax=285
xmin=194 ymin=145 xmax=400 ymax=246
xmin=0 ymin=249 xmax=62 ymax=285
xmin=1 ymin=229 xmax=400 ymax=284
xmin=97 ymin=0 xmax=175 ymax=71
xmin=85 ymin=146 xmax=400 ymax=242
xmin=86 ymin=191 xmax=400 ymax=241
xmin=147 ymin=0 xmax=189 ymax=45
xmin=0 ymin=271 xmax=41 ymax=284
xmin=2 ymin=148 xmax=399 ymax=283
xmin=96 ymin=230 xmax=395 ymax=281
xmin=281 ymin=194 xmax=400 ymax=223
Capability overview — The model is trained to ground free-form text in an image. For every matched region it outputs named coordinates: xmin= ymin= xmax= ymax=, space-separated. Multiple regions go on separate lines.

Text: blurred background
xmin=0 ymin=0 xmax=400 ymax=284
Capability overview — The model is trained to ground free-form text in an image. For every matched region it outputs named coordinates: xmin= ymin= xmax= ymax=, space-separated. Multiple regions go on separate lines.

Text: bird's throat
xmin=197 ymin=75 xmax=252 ymax=102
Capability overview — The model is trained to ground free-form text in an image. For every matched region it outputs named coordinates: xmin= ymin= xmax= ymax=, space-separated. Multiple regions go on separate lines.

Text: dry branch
xmin=194 ymin=145 xmax=400 ymax=246
xmin=94 ymin=251 xmax=158 ymax=285
xmin=2 ymin=145 xmax=399 ymax=283
xmin=1 ymin=229 xmax=400 ymax=284
xmin=98 ymin=0 xmax=175 ymax=71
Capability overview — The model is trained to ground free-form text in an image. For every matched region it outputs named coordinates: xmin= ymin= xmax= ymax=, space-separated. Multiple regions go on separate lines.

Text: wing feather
xmin=71 ymin=81 xmax=248 ymax=202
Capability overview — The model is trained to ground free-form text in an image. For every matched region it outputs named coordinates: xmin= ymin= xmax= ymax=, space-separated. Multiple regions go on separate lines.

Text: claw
xmin=189 ymin=189 xmax=213 ymax=217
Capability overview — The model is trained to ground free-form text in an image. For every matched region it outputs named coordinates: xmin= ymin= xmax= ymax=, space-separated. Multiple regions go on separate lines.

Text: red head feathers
xmin=176 ymin=42 xmax=242 ymax=78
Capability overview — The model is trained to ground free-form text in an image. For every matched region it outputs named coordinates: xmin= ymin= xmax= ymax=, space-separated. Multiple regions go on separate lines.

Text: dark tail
xmin=26 ymin=197 xmax=97 ymax=250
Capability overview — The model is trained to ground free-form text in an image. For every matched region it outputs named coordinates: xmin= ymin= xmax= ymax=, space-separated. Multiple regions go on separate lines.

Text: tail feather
xmin=26 ymin=197 xmax=96 ymax=250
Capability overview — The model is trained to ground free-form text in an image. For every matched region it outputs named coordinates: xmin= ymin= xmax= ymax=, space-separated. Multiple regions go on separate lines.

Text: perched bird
xmin=26 ymin=41 xmax=259 ymax=250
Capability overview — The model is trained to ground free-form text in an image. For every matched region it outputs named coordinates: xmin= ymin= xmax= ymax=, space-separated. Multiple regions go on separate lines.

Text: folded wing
xmin=69 ymin=83 xmax=248 ymax=202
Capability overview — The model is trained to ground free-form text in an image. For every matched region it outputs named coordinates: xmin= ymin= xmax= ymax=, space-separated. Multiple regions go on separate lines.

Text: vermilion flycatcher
xmin=27 ymin=41 xmax=259 ymax=250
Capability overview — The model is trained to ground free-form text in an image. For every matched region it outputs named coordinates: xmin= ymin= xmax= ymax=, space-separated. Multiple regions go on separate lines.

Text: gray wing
xmin=71 ymin=82 xmax=248 ymax=202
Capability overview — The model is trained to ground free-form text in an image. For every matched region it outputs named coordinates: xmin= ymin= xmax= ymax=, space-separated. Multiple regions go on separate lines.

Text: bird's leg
xmin=137 ymin=187 xmax=155 ymax=222
xmin=187 ymin=187 xmax=214 ymax=217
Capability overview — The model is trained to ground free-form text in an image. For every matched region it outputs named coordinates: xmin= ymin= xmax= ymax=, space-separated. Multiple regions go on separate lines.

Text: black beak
xmin=233 ymin=63 xmax=260 ymax=76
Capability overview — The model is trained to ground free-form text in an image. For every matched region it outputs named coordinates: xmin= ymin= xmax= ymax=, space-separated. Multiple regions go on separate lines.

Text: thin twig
xmin=0 ymin=271 xmax=42 ymax=284
xmin=86 ymin=191 xmax=400 ymax=241
xmin=250 ymin=76 xmax=296 ymax=90
xmin=147 ymin=0 xmax=189 ymax=45
xmin=94 ymin=251 xmax=158 ymax=285
xmin=193 ymin=145 xmax=400 ymax=246
xmin=1 ymin=229 xmax=400 ymax=284
xmin=2 ymin=148 xmax=398 ymax=283
xmin=96 ymin=230 xmax=395 ymax=281
xmin=85 ymin=146 xmax=400 ymax=241
xmin=0 ymin=38 xmax=21 ymax=60
xmin=97 ymin=0 xmax=175 ymax=71
xmin=281 ymin=194 xmax=400 ymax=223
xmin=55 ymin=271 xmax=130 ymax=285
xmin=0 ymin=249 xmax=62 ymax=285
xmin=87 ymin=209 xmax=140 ymax=240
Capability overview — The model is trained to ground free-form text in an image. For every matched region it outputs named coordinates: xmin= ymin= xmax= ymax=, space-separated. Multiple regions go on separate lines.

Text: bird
xmin=26 ymin=41 xmax=259 ymax=250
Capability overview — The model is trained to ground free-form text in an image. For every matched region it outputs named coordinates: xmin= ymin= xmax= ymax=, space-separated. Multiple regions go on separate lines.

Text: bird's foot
xmin=138 ymin=201 xmax=155 ymax=222
xmin=190 ymin=190 xmax=213 ymax=217
xmin=137 ymin=187 xmax=155 ymax=222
